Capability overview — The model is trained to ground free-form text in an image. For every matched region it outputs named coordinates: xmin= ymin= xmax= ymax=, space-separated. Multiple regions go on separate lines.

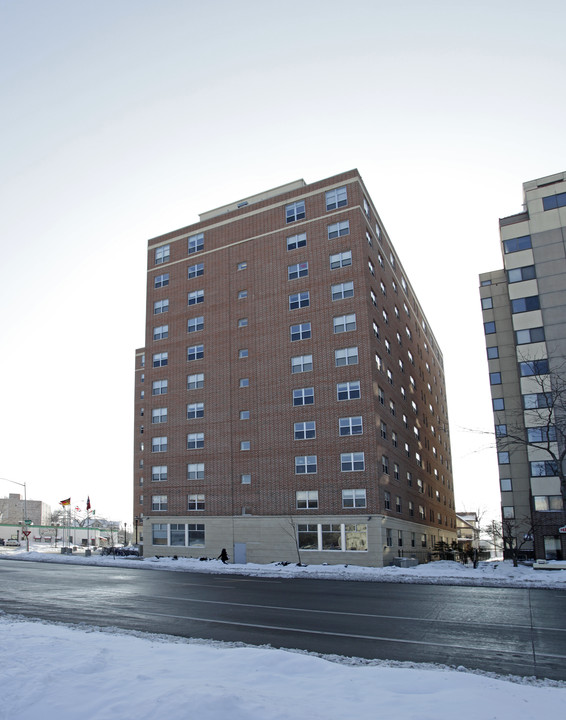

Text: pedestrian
xmin=218 ymin=548 xmax=229 ymax=564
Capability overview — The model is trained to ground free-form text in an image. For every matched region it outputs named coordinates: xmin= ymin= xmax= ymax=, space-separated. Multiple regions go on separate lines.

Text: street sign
xmin=22 ymin=530 xmax=31 ymax=537
xmin=559 ymin=525 xmax=566 ymax=534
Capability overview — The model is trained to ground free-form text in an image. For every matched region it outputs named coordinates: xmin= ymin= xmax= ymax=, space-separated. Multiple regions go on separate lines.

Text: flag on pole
xmin=86 ymin=496 xmax=91 ymax=512
xmin=60 ymin=498 xmax=71 ymax=506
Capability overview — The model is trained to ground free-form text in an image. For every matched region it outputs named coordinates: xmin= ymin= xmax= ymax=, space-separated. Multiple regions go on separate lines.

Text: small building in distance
xmin=0 ymin=493 xmax=51 ymax=526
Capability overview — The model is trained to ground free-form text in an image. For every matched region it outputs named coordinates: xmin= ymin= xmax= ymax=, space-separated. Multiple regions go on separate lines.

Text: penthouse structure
xmin=133 ymin=170 xmax=456 ymax=565
xmin=480 ymin=171 xmax=566 ymax=561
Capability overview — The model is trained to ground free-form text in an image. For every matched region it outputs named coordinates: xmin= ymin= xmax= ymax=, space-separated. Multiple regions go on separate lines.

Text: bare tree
xmin=484 ymin=515 xmax=537 ymax=567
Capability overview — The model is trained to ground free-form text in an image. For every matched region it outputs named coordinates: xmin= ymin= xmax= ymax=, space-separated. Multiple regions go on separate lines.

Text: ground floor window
xmin=544 ymin=536 xmax=563 ymax=561
xmin=297 ymin=523 xmax=367 ymax=551
xmin=150 ymin=523 xmax=205 ymax=548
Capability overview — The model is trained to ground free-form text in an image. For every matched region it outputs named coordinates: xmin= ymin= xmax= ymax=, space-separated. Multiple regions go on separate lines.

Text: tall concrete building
xmin=480 ymin=171 xmax=566 ymax=561
xmin=134 ymin=170 xmax=456 ymax=565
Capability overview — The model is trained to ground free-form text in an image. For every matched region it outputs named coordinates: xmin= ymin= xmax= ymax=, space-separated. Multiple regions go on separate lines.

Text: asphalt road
xmin=1 ymin=559 xmax=565 ymax=681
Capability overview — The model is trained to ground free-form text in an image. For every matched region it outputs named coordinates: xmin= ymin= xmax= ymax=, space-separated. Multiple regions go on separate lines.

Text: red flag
xmin=86 ymin=496 xmax=91 ymax=512
xmin=60 ymin=498 xmax=71 ymax=506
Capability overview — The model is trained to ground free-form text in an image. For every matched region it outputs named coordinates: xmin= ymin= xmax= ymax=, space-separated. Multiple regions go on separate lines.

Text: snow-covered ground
xmin=1 ymin=545 xmax=565 ymax=719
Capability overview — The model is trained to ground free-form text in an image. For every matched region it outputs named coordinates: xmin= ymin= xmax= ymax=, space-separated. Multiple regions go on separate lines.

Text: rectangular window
xmin=328 ymin=220 xmax=350 ymax=239
xmin=188 ymin=232 xmax=204 ymax=254
xmin=335 ymin=346 xmax=358 ymax=366
xmin=155 ymin=245 xmax=170 ymax=265
xmin=493 ymin=398 xmax=504 ymax=410
xmin=503 ymin=235 xmax=532 ymax=254
xmin=187 ymin=402 xmax=204 ymax=419
xmin=490 ymin=372 xmax=502 ymax=385
xmin=293 ymin=387 xmax=314 ymax=406
xmin=154 ymin=273 xmax=169 ymax=288
xmin=523 ymin=392 xmax=550 ymax=409
xmin=151 ymin=408 xmax=167 ymax=424
xmin=187 ymin=344 xmax=204 ymax=361
xmin=502 ymin=506 xmax=515 ymax=519
xmin=153 ymin=325 xmax=168 ymax=340
xmin=384 ymin=491 xmax=391 ymax=510
xmin=289 ymin=291 xmax=310 ymax=310
xmin=498 ymin=451 xmax=510 ymax=464
xmin=511 ymin=296 xmax=540 ymax=313
xmin=339 ymin=416 xmax=363 ymax=436
xmin=188 ymin=493 xmax=205 ymax=511
xmin=152 ymin=523 xmax=168 ymax=545
xmin=326 ymin=186 xmax=348 ymax=210
xmin=382 ymin=455 xmax=389 ymax=474
xmin=238 ymin=290 xmax=247 ymax=300
xmin=333 ymin=314 xmax=356 ymax=333
xmin=486 ymin=346 xmax=499 ymax=359
xmin=516 ymin=327 xmax=545 ymax=345
xmin=342 ymin=489 xmax=366 ymax=508
xmin=484 ymin=321 xmax=496 ymax=334
xmin=500 ymin=478 xmax=512 ymax=492
xmin=153 ymin=299 xmax=169 ymax=314
xmin=188 ymin=289 xmax=204 ymax=305
xmin=330 ymin=250 xmax=352 ymax=269
xmin=542 ymin=192 xmax=566 ymax=211
xmin=341 ymin=452 xmax=365 ymax=472
xmin=187 ymin=373 xmax=204 ymax=390
xmin=291 ymin=354 xmax=313 ymax=373
xmin=152 ymin=495 xmax=168 ymax=511
xmin=331 ymin=281 xmax=354 ymax=301
xmin=238 ymin=349 xmax=248 ymax=359
xmin=239 ymin=378 xmax=249 ymax=387
xmin=290 ymin=322 xmax=311 ymax=341
xmin=187 ymin=432 xmax=204 ymax=449
xmin=296 ymin=490 xmax=319 ymax=509
xmin=295 ymin=455 xmax=317 ymax=474
xmin=530 ymin=460 xmax=558 ymax=477
xmin=151 ymin=465 xmax=167 ymax=482
xmin=520 ymin=359 xmax=549 ymax=376
xmin=481 ymin=297 xmax=493 ymax=310
xmin=288 ymin=262 xmax=309 ymax=280
xmin=241 ymin=474 xmax=251 ymax=484
xmin=240 ymin=441 xmax=250 ymax=451
xmin=337 ymin=380 xmax=360 ymax=401
xmin=187 ymin=463 xmax=205 ymax=480
xmin=527 ymin=426 xmax=557 ymax=442
xmin=153 ymin=352 xmax=168 ymax=368
xmin=508 ymin=265 xmax=536 ymax=283
xmin=188 ymin=263 xmax=204 ymax=279
xmin=534 ymin=495 xmax=563 ymax=511
xmin=240 ymin=410 xmax=250 ymax=419
xmin=152 ymin=379 xmax=168 ymax=395
xmin=187 ymin=524 xmax=205 ymax=547
xmin=294 ymin=421 xmax=316 ymax=440
xmin=287 ymin=232 xmax=307 ymax=250
xmin=187 ymin=316 xmax=204 ymax=333
xmin=237 ymin=261 xmax=247 ymax=270
xmin=286 ymin=201 xmax=305 ymax=223
xmin=238 ymin=317 xmax=248 ymax=327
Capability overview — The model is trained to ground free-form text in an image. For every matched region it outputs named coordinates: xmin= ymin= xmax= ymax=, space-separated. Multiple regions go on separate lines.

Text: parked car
xmin=5 ymin=539 xmax=21 ymax=547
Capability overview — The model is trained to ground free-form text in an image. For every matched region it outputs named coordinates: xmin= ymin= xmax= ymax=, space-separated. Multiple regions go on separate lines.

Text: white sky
xmin=1 ymin=0 xmax=565 ymax=524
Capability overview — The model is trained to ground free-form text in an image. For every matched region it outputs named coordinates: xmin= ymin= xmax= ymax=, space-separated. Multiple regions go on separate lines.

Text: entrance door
xmin=234 ymin=543 xmax=246 ymax=564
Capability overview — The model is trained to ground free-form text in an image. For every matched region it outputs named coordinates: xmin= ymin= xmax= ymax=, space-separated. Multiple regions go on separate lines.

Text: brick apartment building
xmin=133 ymin=169 xmax=457 ymax=565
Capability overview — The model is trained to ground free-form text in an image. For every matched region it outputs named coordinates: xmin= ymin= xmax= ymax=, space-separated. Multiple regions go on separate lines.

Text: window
xmin=238 ymin=349 xmax=248 ymax=359
xmin=523 ymin=392 xmax=550 ymax=409
xmin=487 ymin=346 xmax=499 ymax=359
xmin=339 ymin=416 xmax=363 ymax=436
xmin=297 ymin=523 xmax=367 ymax=552
xmin=295 ymin=455 xmax=317 ymax=474
xmin=291 ymin=322 xmax=311 ymax=341
xmin=342 ymin=489 xmax=366 ymax=508
xmin=187 ymin=316 xmax=204 ymax=333
xmin=188 ymin=263 xmax=204 ymax=279
xmin=534 ymin=495 xmax=563 ymax=511
xmin=289 ymin=291 xmax=310 ymax=310
xmin=151 ymin=466 xmax=167 ymax=482
xmin=188 ymin=233 xmax=204 ymax=254
xmin=341 ymin=452 xmax=365 ymax=471
xmin=495 ymin=424 xmax=507 ymax=437
xmin=153 ymin=325 xmax=168 ymax=340
xmin=187 ymin=402 xmax=204 ymax=419
xmin=481 ymin=297 xmax=493 ymax=310
xmin=187 ymin=524 xmax=205 ymax=547
xmin=287 ymin=232 xmax=307 ymax=250
xmin=527 ymin=426 xmax=557 ymax=442
xmin=511 ymin=296 xmax=540 ymax=313
xmin=291 ymin=354 xmax=313 ymax=373
xmin=331 ymin=281 xmax=354 ymax=301
xmin=288 ymin=262 xmax=309 ymax=280
xmin=498 ymin=451 xmax=510 ymax=464
xmin=154 ymin=273 xmax=169 ymax=288
xmin=152 ymin=408 xmax=167 ymax=424
xmin=240 ymin=441 xmax=250 ymax=451
xmin=520 ymin=359 xmax=549 ymax=376
xmin=294 ymin=421 xmax=316 ymax=440
xmin=293 ymin=387 xmax=314 ymax=406
xmin=516 ymin=327 xmax=545 ymax=344
xmin=240 ymin=410 xmax=250 ymax=419
xmin=152 ymin=379 xmax=168 ymax=395
xmin=155 ymin=245 xmax=170 ymax=265
xmin=382 ymin=455 xmax=389 ymax=475
xmin=296 ymin=490 xmax=319 ymax=509
xmin=502 ymin=506 xmax=515 ymax=519
xmin=484 ymin=321 xmax=496 ymax=334
xmin=237 ymin=261 xmax=247 ymax=271
xmin=337 ymin=380 xmax=360 ymax=401
xmin=187 ymin=463 xmax=205 ymax=480
xmin=373 ymin=322 xmax=380 ymax=339
xmin=335 ymin=346 xmax=358 ymax=366
xmin=187 ymin=432 xmax=204 ymax=449
xmin=530 ymin=460 xmax=558 ymax=476
xmin=490 ymin=372 xmax=502 ymax=385
xmin=239 ymin=378 xmax=249 ymax=387
xmin=188 ymin=289 xmax=204 ymax=305
xmin=328 ymin=220 xmax=350 ymax=239
xmin=187 ymin=344 xmax=204 ymax=361
xmin=188 ymin=493 xmax=205 ymax=511
xmin=368 ymin=260 xmax=375 ymax=276
xmin=238 ymin=317 xmax=248 ymax=328
xmin=503 ymin=235 xmax=531 ymax=254
xmin=330 ymin=250 xmax=352 ymax=269
xmin=238 ymin=290 xmax=247 ymax=299
xmin=152 ymin=523 xmax=168 ymax=545
xmin=500 ymin=478 xmax=512 ymax=492
xmin=384 ymin=491 xmax=391 ymax=510
xmin=542 ymin=192 xmax=566 ymax=211
xmin=326 ymin=186 xmax=347 ymax=210
xmin=153 ymin=299 xmax=169 ymax=314
xmin=333 ymin=314 xmax=356 ymax=333
xmin=380 ymin=421 xmax=387 ymax=439
xmin=151 ymin=437 xmax=167 ymax=452
xmin=153 ymin=352 xmax=168 ymax=368
xmin=286 ymin=201 xmax=306 ymax=223
xmin=508 ymin=265 xmax=536 ymax=283
xmin=493 ymin=397 xmax=504 ymax=410
xmin=151 ymin=495 xmax=167 ymax=511
xmin=187 ymin=373 xmax=204 ymax=390
xmin=241 ymin=474 xmax=251 ymax=484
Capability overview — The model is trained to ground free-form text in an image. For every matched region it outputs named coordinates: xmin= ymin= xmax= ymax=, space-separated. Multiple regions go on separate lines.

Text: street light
xmin=0 ymin=477 xmax=29 ymax=551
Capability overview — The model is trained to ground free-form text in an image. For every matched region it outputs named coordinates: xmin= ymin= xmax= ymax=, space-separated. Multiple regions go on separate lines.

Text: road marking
xmin=150 ymin=595 xmax=566 ymax=634
xmin=141 ymin=609 xmax=566 ymax=662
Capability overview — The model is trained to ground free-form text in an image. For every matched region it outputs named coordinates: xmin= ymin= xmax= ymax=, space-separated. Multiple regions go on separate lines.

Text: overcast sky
xmin=1 ymin=0 xmax=565 ymax=524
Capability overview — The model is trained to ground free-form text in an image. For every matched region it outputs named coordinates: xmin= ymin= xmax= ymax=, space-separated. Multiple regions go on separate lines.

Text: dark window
xmin=542 ymin=192 xmax=566 ymax=211
xmin=503 ymin=235 xmax=532 ymax=254
xmin=511 ymin=296 xmax=540 ymax=313
xmin=519 ymin=359 xmax=549 ymax=377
